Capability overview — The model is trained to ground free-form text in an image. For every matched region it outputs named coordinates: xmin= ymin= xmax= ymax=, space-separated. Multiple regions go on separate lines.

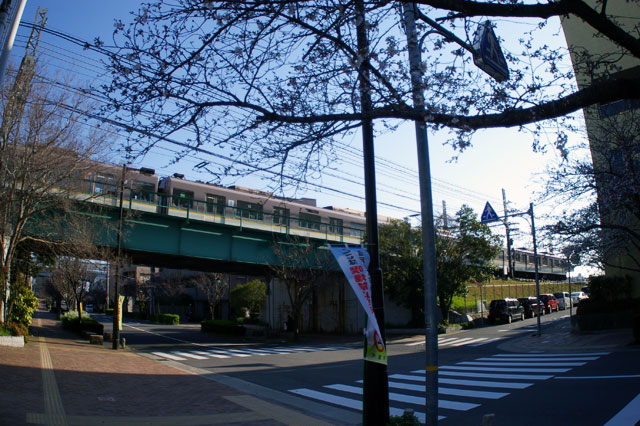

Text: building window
xmin=92 ymin=173 xmax=116 ymax=196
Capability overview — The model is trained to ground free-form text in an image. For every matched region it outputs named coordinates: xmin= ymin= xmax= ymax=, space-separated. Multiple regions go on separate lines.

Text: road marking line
xmin=555 ymin=374 xmax=640 ymax=380
xmin=324 ymin=384 xmax=480 ymax=411
xmin=469 ymin=338 xmax=503 ymax=346
xmin=172 ymin=351 xmax=208 ymax=360
xmin=492 ymin=352 xmax=610 ymax=357
xmin=450 ymin=338 xmax=488 ymax=347
xmin=440 ymin=365 xmax=570 ymax=373
xmin=381 ymin=380 xmax=509 ymax=400
xmin=412 ymin=369 xmax=553 ymax=380
xmin=151 ymin=352 xmax=187 ymax=361
xmin=458 ymin=361 xmax=585 ymax=367
xmin=604 ymin=392 xmax=640 ymax=426
xmin=476 ymin=356 xmax=599 ymax=362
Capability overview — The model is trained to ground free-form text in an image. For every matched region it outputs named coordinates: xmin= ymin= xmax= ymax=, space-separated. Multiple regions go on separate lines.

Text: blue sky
xmin=11 ymin=1 xmax=584 ymax=252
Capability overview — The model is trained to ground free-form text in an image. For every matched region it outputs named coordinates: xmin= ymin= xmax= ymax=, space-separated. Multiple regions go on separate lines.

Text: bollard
xmin=120 ymin=337 xmax=126 ymax=349
xmin=482 ymin=413 xmax=495 ymax=426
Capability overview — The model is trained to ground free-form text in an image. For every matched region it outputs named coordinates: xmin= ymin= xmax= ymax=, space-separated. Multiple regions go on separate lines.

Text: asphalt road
xmin=93 ymin=311 xmax=640 ymax=425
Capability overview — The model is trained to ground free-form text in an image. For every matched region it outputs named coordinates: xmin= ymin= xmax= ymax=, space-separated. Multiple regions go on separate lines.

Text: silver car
xmin=554 ymin=292 xmax=570 ymax=310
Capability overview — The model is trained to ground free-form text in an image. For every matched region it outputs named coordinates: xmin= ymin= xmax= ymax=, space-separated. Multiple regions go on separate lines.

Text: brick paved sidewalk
xmin=0 ymin=308 xmax=334 ymax=426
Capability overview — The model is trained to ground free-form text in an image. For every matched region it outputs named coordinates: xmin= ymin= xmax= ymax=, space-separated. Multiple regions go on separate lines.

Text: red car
xmin=538 ymin=294 xmax=560 ymax=314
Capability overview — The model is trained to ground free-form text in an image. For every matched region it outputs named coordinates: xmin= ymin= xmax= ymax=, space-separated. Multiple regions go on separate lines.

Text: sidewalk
xmin=0 ymin=308 xmax=348 ymax=426
xmin=499 ymin=316 xmax=638 ymax=353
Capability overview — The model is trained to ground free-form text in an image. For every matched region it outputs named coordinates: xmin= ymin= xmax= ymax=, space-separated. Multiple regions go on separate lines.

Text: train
xmin=494 ymin=247 xmax=567 ymax=281
xmin=78 ymin=163 xmax=381 ymax=245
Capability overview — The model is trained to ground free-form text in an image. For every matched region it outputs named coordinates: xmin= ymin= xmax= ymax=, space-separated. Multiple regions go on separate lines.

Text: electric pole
xmin=502 ymin=189 xmax=513 ymax=279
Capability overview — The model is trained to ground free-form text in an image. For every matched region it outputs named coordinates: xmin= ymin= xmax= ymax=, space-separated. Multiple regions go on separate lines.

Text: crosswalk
xmin=150 ymin=344 xmax=352 ymax=361
xmin=405 ymin=336 xmax=505 ymax=348
xmin=289 ymin=351 xmax=610 ymax=423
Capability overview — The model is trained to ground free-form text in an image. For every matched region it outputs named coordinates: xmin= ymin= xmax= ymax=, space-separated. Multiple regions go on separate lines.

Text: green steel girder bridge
xmin=27 ymin=190 xmax=364 ymax=275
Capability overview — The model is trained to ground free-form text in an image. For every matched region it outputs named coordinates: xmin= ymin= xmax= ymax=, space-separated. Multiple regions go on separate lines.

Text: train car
xmin=157 ymin=175 xmax=370 ymax=244
xmin=80 ymin=163 xmax=159 ymax=213
xmin=494 ymin=247 xmax=567 ymax=281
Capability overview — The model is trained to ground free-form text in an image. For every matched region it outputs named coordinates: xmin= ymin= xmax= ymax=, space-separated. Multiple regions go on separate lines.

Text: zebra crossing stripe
xmin=203 ymin=351 xmax=230 ymax=359
xmin=152 ymin=352 xmax=186 ymax=361
xmin=469 ymin=337 xmax=503 ymax=346
xmin=172 ymin=351 xmax=208 ymax=360
xmin=383 ymin=380 xmax=508 ymax=400
xmin=440 ymin=365 xmax=571 ymax=373
xmin=440 ymin=337 xmax=474 ymax=347
xmin=438 ymin=370 xmax=553 ymax=380
xmin=458 ymin=361 xmax=586 ymax=367
xmin=393 ymin=373 xmax=532 ymax=389
xmin=324 ymin=384 xmax=479 ymax=411
xmin=450 ymin=338 xmax=487 ymax=347
xmin=476 ymin=356 xmax=599 ymax=362
xmin=492 ymin=352 xmax=610 ymax=357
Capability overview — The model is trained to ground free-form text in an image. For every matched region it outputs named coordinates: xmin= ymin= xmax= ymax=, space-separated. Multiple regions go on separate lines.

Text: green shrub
xmin=0 ymin=321 xmax=28 ymax=338
xmin=105 ymin=308 xmax=114 ymax=315
xmin=588 ymin=275 xmax=632 ymax=302
xmin=124 ymin=311 xmax=147 ymax=320
xmin=230 ymin=279 xmax=266 ymax=318
xmin=60 ymin=312 xmax=104 ymax=335
xmin=387 ymin=410 xmax=422 ymax=425
xmin=7 ymin=285 xmax=38 ymax=327
xmin=201 ymin=319 xmax=244 ymax=336
xmin=151 ymin=313 xmax=179 ymax=325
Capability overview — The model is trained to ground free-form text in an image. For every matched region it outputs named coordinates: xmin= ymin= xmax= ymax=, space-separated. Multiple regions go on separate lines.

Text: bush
xmin=60 ymin=312 xmax=104 ymax=335
xmin=124 ymin=311 xmax=147 ymax=320
xmin=230 ymin=279 xmax=266 ymax=318
xmin=151 ymin=313 xmax=179 ymax=325
xmin=7 ymin=285 xmax=38 ymax=327
xmin=388 ymin=410 xmax=422 ymax=425
xmin=105 ymin=308 xmax=114 ymax=315
xmin=0 ymin=321 xmax=28 ymax=338
xmin=201 ymin=319 xmax=245 ymax=336
xmin=588 ymin=275 xmax=632 ymax=302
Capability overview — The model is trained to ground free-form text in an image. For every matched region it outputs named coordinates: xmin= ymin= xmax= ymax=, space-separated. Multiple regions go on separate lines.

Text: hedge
xmin=201 ymin=320 xmax=244 ymax=336
xmin=60 ymin=313 xmax=104 ymax=335
xmin=0 ymin=321 xmax=28 ymax=339
xmin=151 ymin=313 xmax=180 ymax=325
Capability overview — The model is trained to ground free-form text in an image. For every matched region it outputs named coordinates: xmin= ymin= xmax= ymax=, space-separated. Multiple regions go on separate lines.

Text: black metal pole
xmin=530 ymin=203 xmax=542 ymax=336
xmin=112 ymin=164 xmax=126 ymax=350
xmin=355 ymin=1 xmax=389 ymax=423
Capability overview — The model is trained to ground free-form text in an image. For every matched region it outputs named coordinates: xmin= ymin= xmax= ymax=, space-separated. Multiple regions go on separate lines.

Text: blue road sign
xmin=481 ymin=202 xmax=500 ymax=223
xmin=473 ymin=21 xmax=509 ymax=82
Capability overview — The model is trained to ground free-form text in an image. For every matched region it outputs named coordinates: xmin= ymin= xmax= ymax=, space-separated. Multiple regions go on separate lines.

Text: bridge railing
xmin=77 ymin=181 xmax=365 ymax=244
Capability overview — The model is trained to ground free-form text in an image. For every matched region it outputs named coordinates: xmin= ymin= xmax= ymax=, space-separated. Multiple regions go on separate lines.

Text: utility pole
xmin=355 ymin=1 xmax=389 ymax=423
xmin=112 ymin=164 xmax=126 ymax=350
xmin=0 ymin=0 xmax=27 ymax=89
xmin=529 ymin=203 xmax=542 ymax=336
xmin=402 ymin=4 xmax=440 ymax=425
xmin=502 ymin=189 xmax=513 ymax=279
xmin=442 ymin=200 xmax=448 ymax=230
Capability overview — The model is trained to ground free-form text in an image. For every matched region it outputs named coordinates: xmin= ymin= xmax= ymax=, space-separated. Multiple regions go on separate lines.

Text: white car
xmin=554 ymin=292 xmax=570 ymax=310
xmin=570 ymin=291 xmax=588 ymax=305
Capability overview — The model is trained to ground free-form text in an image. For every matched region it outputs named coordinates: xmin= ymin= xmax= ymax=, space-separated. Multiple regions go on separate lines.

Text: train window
xmin=236 ymin=200 xmax=263 ymax=220
xmin=329 ymin=218 xmax=343 ymax=235
xmin=515 ymin=253 xmax=521 ymax=262
xmin=349 ymin=222 xmax=365 ymax=238
xmin=543 ymin=257 xmax=549 ymax=266
xmin=273 ymin=207 xmax=290 ymax=225
xmin=172 ymin=188 xmax=194 ymax=208
xmin=92 ymin=173 xmax=117 ymax=196
xmin=131 ymin=180 xmax=155 ymax=202
xmin=206 ymin=194 xmax=225 ymax=215
xmin=299 ymin=212 xmax=321 ymax=230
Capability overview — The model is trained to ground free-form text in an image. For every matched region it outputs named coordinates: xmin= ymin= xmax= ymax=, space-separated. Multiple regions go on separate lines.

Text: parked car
xmin=488 ymin=298 xmax=525 ymax=324
xmin=518 ymin=296 xmax=543 ymax=318
xmin=538 ymin=294 xmax=560 ymax=314
xmin=85 ymin=304 xmax=94 ymax=313
xmin=60 ymin=300 xmax=68 ymax=312
xmin=554 ymin=292 xmax=570 ymax=310
xmin=581 ymin=286 xmax=591 ymax=297
xmin=571 ymin=291 xmax=588 ymax=305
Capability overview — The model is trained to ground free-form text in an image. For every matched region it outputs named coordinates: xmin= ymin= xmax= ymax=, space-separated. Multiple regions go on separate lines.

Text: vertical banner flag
xmin=117 ymin=295 xmax=125 ymax=331
xmin=329 ymin=244 xmax=387 ymax=365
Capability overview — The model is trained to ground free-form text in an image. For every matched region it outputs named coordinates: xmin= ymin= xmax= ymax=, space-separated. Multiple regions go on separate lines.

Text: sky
xmin=7 ymin=1 xmax=589 ymax=264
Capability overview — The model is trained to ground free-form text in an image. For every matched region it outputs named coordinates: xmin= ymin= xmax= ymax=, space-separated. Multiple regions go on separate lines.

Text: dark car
xmin=518 ymin=296 xmax=543 ymax=318
xmin=538 ymin=294 xmax=560 ymax=314
xmin=488 ymin=298 xmax=525 ymax=324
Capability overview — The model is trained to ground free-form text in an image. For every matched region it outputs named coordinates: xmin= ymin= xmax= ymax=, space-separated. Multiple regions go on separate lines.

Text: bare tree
xmin=268 ymin=236 xmax=333 ymax=340
xmin=0 ymin=64 xmax=110 ymax=321
xmin=191 ymin=272 xmax=225 ymax=320
xmin=97 ymin=1 xmax=639 ymax=181
xmin=542 ymin=110 xmax=640 ymax=275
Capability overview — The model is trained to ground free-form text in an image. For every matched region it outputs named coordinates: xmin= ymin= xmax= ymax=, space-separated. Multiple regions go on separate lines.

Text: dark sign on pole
xmin=473 ymin=21 xmax=509 ymax=82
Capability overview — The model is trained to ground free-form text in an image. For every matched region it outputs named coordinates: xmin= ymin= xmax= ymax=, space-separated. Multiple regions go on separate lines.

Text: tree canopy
xmin=98 ymin=0 xmax=637 ymax=182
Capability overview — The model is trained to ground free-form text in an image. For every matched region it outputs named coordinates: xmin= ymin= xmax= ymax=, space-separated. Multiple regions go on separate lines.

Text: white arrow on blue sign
xmin=481 ymin=202 xmax=500 ymax=224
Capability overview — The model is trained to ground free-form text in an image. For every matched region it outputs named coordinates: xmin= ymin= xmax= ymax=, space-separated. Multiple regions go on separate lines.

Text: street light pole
xmin=112 ymin=164 xmax=126 ymax=350
xmin=402 ymin=4 xmax=440 ymax=425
